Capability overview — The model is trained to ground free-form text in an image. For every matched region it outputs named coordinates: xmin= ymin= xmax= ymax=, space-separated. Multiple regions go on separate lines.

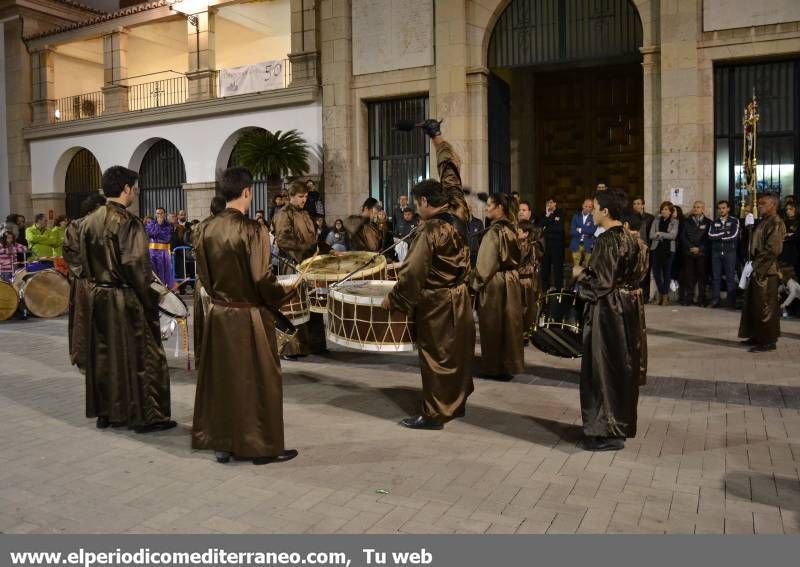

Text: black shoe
xmin=454 ymin=405 xmax=466 ymax=418
xmin=741 ymin=338 xmax=757 ymax=346
xmin=96 ymin=416 xmax=110 ymax=429
xmin=749 ymin=343 xmax=776 ymax=353
xmin=134 ymin=420 xmax=177 ymax=434
xmin=281 ymin=355 xmax=301 ymax=361
xmin=706 ymin=300 xmax=719 ymax=308
xmin=400 ymin=415 xmax=443 ymax=430
xmin=577 ymin=436 xmax=625 ymax=452
xmin=215 ymin=451 xmax=231 ymax=464
xmin=252 ymin=449 xmax=298 ymax=465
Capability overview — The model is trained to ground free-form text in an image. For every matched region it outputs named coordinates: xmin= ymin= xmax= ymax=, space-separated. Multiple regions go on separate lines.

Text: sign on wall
xmin=219 ymin=60 xmax=286 ymax=97
xmin=352 ymin=0 xmax=434 ymax=76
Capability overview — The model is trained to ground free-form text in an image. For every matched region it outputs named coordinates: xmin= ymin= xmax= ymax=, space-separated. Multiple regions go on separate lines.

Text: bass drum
xmin=14 ymin=269 xmax=70 ymax=318
xmin=0 ymin=281 xmax=19 ymax=321
xmin=530 ymin=289 xmax=584 ymax=359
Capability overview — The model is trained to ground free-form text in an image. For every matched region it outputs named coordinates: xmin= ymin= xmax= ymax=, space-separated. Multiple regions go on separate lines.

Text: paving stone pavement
xmin=1 ymin=303 xmax=799 ymax=534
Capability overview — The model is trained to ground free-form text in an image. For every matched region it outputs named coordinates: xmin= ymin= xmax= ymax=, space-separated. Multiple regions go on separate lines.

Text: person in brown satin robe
xmin=273 ymin=181 xmax=327 ymax=358
xmin=426 ymin=119 xmax=470 ymax=229
xmin=573 ymin=189 xmax=646 ymax=451
xmin=624 ymin=212 xmax=650 ymax=384
xmin=63 ymin=193 xmax=106 ymax=373
xmin=518 ymin=220 xmax=544 ymax=343
xmin=192 ymin=167 xmax=298 ymax=465
xmin=343 ymin=197 xmax=387 ymax=253
xmin=383 ymin=180 xmax=475 ymax=429
xmin=739 ymin=194 xmax=785 ymax=352
xmin=80 ymin=166 xmax=175 ymax=433
xmin=471 ymin=193 xmax=524 ymax=380
xmin=190 ymin=195 xmax=226 ymax=358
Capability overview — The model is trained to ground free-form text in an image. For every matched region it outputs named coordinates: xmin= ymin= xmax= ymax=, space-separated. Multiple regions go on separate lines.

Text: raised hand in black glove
xmin=420 ymin=118 xmax=443 ymax=138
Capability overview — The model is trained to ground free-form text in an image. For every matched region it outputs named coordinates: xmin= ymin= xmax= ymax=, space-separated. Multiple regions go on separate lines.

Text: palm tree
xmin=231 ymin=128 xmax=310 ymax=195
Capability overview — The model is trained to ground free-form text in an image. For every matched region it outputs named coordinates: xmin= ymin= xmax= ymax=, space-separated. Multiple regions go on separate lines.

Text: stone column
xmin=187 ymin=10 xmax=217 ymax=101
xmin=641 ymin=46 xmax=662 ymax=209
xmin=31 ymin=47 xmax=55 ymax=125
xmin=433 ymin=0 xmax=469 ymax=185
xmin=183 ymin=182 xmax=216 ymax=222
xmin=319 ymin=0 xmax=353 ymax=220
xmin=101 ymin=28 xmax=129 ymax=114
xmin=289 ymin=0 xmax=320 ymax=87
xmin=466 ymin=67 xmax=489 ymax=193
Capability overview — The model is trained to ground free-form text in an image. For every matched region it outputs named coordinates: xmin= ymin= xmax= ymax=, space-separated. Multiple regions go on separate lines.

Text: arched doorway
xmin=64 ymin=149 xmax=102 ymax=219
xmin=487 ymin=0 xmax=644 ymax=214
xmin=138 ymin=139 xmax=187 ymax=218
xmin=226 ymin=128 xmax=271 ymax=219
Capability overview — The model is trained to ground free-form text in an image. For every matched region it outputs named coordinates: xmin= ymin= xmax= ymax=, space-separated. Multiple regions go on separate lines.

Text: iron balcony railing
xmin=54 ymin=91 xmax=104 ymax=123
xmin=128 ymin=75 xmax=189 ymax=111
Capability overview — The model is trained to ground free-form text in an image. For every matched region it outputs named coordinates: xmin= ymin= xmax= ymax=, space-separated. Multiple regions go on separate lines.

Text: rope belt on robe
xmin=149 ymin=243 xmax=171 ymax=252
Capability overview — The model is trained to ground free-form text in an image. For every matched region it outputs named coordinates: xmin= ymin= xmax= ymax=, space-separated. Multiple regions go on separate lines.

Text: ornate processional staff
xmin=739 ymin=90 xmax=759 ymax=220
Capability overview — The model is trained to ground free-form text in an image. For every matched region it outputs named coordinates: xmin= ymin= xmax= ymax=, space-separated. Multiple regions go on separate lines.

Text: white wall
xmin=0 ymin=23 xmax=9 ymax=217
xmin=704 ymin=0 xmax=800 ymax=31
xmin=30 ymin=102 xmax=323 ymax=194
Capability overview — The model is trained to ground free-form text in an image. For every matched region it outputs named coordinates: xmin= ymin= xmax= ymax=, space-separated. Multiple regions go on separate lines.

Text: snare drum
xmin=151 ymin=279 xmax=188 ymax=319
xmin=0 ymin=281 xmax=19 ymax=320
xmin=13 ymin=269 xmax=69 ymax=318
xmin=326 ymin=280 xmax=414 ymax=352
xmin=298 ymin=252 xmax=387 ymax=313
xmin=276 ymin=274 xmax=310 ymax=325
xmin=529 ymin=289 xmax=584 ymax=359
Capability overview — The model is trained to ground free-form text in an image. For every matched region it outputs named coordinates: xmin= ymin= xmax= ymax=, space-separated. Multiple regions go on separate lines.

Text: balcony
xmin=51 ymin=59 xmax=292 ymax=124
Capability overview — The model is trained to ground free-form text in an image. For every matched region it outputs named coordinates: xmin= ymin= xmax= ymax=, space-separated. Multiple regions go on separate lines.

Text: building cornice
xmin=23 ymin=85 xmax=320 ymax=141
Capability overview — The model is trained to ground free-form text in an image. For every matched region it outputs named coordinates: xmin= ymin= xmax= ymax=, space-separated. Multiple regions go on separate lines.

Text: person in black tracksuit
xmin=540 ymin=197 xmax=565 ymax=291
xmin=708 ymin=200 xmax=740 ymax=308
xmin=679 ymin=201 xmax=711 ymax=306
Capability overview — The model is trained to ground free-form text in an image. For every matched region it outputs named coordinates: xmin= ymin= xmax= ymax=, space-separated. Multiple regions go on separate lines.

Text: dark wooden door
xmin=535 ymin=63 xmax=643 ymax=215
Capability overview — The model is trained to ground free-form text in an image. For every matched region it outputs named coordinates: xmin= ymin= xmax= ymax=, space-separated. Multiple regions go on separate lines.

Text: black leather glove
xmin=420 ymin=119 xmax=443 ymax=138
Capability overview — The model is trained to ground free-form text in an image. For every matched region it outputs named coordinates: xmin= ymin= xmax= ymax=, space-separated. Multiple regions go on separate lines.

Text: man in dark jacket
xmin=708 ymin=200 xmax=740 ymax=308
xmin=633 ymin=197 xmax=655 ymax=302
xmin=680 ymin=200 xmax=711 ymax=305
xmin=540 ymin=197 xmax=565 ymax=291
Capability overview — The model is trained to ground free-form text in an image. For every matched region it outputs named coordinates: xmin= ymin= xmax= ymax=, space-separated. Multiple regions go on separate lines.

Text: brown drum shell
xmin=20 ymin=270 xmax=69 ymax=318
xmin=0 ymin=281 xmax=19 ymax=321
xmin=276 ymin=276 xmax=310 ymax=325
xmin=326 ymin=281 xmax=414 ymax=352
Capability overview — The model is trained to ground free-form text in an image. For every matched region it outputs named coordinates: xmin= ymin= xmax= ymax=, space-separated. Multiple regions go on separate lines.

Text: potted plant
xmin=231 ymin=128 xmax=310 ymax=200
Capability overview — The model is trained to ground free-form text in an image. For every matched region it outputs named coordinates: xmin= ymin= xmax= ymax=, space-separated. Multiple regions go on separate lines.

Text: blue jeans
xmin=652 ymin=251 xmax=674 ymax=295
xmin=712 ymin=251 xmax=737 ymax=303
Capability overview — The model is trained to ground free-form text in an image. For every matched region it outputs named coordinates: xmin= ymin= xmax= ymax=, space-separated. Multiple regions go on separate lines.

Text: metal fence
xmin=128 ymin=76 xmax=189 ymax=111
xmin=54 ymin=91 xmax=104 ymax=123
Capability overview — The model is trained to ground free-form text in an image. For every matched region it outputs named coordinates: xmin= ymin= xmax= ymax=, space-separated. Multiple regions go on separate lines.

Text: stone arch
xmin=470 ymin=0 xmax=653 ymax=70
xmin=54 ymin=147 xmax=103 ymax=219
xmin=130 ymin=138 xmax=187 ymax=218
xmin=217 ymin=126 xmax=273 ymax=218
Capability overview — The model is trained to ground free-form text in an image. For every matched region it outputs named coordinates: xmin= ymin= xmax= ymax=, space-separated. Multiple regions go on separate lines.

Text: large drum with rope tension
xmin=12 ymin=269 xmax=69 ymax=318
xmin=0 ymin=281 xmax=19 ymax=320
xmin=298 ymin=252 xmax=387 ymax=313
xmin=326 ymin=280 xmax=414 ymax=352
xmin=276 ymin=274 xmax=310 ymax=325
xmin=529 ymin=289 xmax=585 ymax=359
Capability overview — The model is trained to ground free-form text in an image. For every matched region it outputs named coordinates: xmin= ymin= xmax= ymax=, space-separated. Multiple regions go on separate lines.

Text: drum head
xmin=0 ymin=281 xmax=19 ymax=321
xmin=151 ymin=281 xmax=188 ymax=318
xmin=21 ymin=270 xmax=69 ymax=318
xmin=299 ymin=252 xmax=387 ymax=281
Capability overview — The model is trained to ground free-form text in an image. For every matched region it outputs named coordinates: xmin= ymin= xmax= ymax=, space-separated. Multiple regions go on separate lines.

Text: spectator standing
xmin=392 ymin=194 xmax=413 ymax=229
xmin=679 ymin=201 xmax=711 ymax=306
xmin=0 ymin=231 xmax=26 ymax=281
xmin=708 ymin=200 xmax=740 ymax=308
xmin=781 ymin=202 xmax=799 ymax=277
xmin=518 ymin=200 xmax=533 ymax=223
xmin=540 ymin=197 xmax=565 ymax=291
xmin=50 ymin=215 xmax=69 ymax=257
xmin=394 ymin=206 xmax=418 ymax=239
xmin=26 ymin=214 xmax=60 ymax=259
xmin=569 ymin=198 xmax=595 ymax=269
xmin=649 ymin=202 xmax=679 ymax=305
xmin=303 ymin=180 xmax=324 ymax=219
xmin=633 ymin=197 xmax=655 ymax=302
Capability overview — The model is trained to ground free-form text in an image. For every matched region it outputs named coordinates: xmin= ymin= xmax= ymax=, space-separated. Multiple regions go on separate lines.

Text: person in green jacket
xmin=25 ymin=213 xmax=61 ymax=259
xmin=49 ymin=215 xmax=69 ymax=257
